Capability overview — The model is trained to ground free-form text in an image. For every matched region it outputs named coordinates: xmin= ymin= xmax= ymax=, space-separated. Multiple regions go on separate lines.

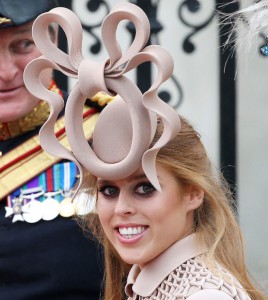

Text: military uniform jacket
xmin=0 ymin=94 xmax=103 ymax=300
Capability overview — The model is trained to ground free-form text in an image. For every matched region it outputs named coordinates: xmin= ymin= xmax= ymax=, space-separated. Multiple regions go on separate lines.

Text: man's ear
xmin=185 ymin=185 xmax=204 ymax=212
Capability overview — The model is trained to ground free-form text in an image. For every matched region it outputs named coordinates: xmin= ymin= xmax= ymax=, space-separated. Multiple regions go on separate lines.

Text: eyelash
xmin=98 ymin=186 xmax=118 ymax=198
xmin=97 ymin=182 xmax=156 ymax=198
xmin=136 ymin=182 xmax=155 ymax=196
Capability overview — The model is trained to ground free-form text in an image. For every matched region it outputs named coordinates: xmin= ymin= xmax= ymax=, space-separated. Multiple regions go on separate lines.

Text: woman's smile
xmin=116 ymin=225 xmax=148 ymax=242
xmin=97 ymin=163 xmax=196 ymax=267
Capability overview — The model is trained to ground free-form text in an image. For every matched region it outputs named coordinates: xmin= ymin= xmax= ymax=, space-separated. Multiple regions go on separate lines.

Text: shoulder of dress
xmin=144 ymin=256 xmax=251 ymax=300
xmin=187 ymin=289 xmax=235 ymax=300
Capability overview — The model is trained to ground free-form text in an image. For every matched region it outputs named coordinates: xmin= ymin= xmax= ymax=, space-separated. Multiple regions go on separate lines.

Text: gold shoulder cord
xmin=0 ymin=101 xmax=50 ymax=140
xmin=0 ymin=17 xmax=12 ymax=25
xmin=0 ymin=91 xmax=113 ymax=200
xmin=0 ymin=80 xmax=59 ymax=141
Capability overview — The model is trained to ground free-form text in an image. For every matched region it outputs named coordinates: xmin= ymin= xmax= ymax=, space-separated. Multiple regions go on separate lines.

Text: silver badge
xmin=42 ymin=192 xmax=61 ymax=221
xmin=22 ymin=200 xmax=43 ymax=223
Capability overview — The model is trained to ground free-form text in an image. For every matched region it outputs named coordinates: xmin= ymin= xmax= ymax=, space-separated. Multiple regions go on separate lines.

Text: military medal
xmin=59 ymin=196 xmax=75 ymax=217
xmin=20 ymin=188 xmax=44 ymax=223
xmin=5 ymin=197 xmax=24 ymax=223
xmin=58 ymin=162 xmax=77 ymax=217
xmin=42 ymin=192 xmax=61 ymax=221
xmin=22 ymin=200 xmax=43 ymax=223
xmin=5 ymin=162 xmax=78 ymax=223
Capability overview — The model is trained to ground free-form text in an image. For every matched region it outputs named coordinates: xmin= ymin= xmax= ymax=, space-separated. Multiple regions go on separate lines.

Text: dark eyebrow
xmin=130 ymin=174 xmax=148 ymax=182
xmin=96 ymin=179 xmax=112 ymax=186
xmin=97 ymin=173 xmax=149 ymax=186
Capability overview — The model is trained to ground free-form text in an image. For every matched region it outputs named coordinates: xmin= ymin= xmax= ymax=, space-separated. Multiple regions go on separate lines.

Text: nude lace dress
xmin=125 ymin=234 xmax=251 ymax=300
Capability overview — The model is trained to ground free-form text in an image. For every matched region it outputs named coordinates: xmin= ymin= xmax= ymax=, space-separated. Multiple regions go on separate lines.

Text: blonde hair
xmin=79 ymin=115 xmax=267 ymax=300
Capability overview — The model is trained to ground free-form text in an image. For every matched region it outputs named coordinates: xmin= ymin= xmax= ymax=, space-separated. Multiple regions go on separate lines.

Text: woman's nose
xmin=114 ymin=192 xmax=135 ymax=216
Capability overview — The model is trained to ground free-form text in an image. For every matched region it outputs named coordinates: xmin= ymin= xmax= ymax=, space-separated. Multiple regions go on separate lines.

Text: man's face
xmin=0 ymin=22 xmax=52 ymax=122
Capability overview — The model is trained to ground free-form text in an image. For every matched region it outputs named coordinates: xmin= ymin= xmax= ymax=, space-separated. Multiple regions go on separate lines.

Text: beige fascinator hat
xmin=24 ymin=2 xmax=181 ymax=191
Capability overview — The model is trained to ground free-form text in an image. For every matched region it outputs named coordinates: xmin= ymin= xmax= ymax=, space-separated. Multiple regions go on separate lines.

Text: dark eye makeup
xmin=135 ymin=182 xmax=155 ymax=195
xmin=97 ymin=181 xmax=156 ymax=199
xmin=98 ymin=185 xmax=119 ymax=197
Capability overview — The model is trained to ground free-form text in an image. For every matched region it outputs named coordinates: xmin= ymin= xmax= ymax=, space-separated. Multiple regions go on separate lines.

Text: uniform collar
xmin=0 ymin=80 xmax=61 ymax=141
xmin=125 ymin=233 xmax=207 ymax=298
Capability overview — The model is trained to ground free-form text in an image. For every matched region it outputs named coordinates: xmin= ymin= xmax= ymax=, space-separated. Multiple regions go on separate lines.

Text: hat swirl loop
xmin=24 ymin=3 xmax=181 ymax=191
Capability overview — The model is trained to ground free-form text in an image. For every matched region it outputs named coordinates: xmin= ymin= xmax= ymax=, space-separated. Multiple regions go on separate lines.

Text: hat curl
xmin=24 ymin=3 xmax=181 ymax=191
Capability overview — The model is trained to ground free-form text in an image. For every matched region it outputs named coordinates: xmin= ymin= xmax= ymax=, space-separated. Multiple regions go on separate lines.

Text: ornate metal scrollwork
xmin=72 ymin=0 xmax=110 ymax=54
xmin=128 ymin=0 xmax=183 ymax=109
xmin=72 ymin=0 xmax=183 ymax=109
xmin=178 ymin=0 xmax=216 ymax=53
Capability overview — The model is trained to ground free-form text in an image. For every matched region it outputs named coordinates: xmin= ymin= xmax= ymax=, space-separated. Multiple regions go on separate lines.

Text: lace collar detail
xmin=125 ymin=233 xmax=207 ymax=298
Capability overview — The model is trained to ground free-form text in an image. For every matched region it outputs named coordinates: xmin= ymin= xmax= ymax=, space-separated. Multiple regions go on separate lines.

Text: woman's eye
xmin=98 ymin=186 xmax=119 ymax=197
xmin=11 ymin=40 xmax=35 ymax=54
xmin=135 ymin=183 xmax=155 ymax=195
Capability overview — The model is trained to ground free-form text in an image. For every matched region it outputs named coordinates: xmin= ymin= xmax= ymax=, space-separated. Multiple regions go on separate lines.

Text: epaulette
xmin=0 ymin=106 xmax=99 ymax=201
xmin=86 ymin=92 xmax=114 ymax=111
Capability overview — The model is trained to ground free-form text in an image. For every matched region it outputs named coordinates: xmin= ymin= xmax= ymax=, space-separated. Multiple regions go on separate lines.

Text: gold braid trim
xmin=0 ymin=90 xmax=114 ymax=199
xmin=0 ymin=101 xmax=50 ymax=140
xmin=91 ymin=92 xmax=114 ymax=107
xmin=0 ymin=17 xmax=12 ymax=25
xmin=0 ymin=110 xmax=99 ymax=200
xmin=0 ymin=80 xmax=59 ymax=141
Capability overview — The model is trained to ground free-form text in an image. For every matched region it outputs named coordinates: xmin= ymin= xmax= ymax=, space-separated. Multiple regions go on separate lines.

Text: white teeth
xmin=118 ymin=226 xmax=146 ymax=238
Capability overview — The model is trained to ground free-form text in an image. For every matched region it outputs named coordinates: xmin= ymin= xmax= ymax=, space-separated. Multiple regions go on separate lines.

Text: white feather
xmin=224 ymin=0 xmax=268 ymax=53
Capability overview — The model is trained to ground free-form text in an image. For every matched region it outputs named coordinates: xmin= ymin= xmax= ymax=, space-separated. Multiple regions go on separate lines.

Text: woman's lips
xmin=115 ymin=225 xmax=148 ymax=243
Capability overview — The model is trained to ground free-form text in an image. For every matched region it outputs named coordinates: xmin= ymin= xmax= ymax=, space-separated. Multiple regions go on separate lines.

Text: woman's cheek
xmin=97 ymin=199 xmax=110 ymax=224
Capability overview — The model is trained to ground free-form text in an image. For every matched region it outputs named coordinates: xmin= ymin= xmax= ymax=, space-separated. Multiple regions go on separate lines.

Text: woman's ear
xmin=185 ymin=185 xmax=204 ymax=212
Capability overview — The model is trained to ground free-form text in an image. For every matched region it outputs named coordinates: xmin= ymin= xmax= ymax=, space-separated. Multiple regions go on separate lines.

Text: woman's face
xmin=97 ymin=163 xmax=200 ymax=268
